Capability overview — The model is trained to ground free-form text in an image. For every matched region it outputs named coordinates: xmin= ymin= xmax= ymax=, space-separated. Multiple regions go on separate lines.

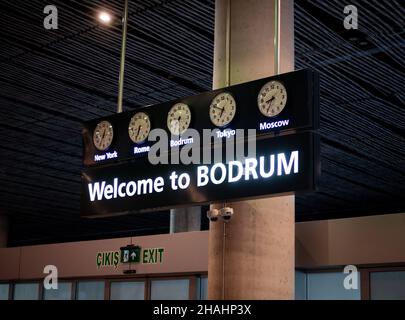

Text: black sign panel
xmin=81 ymin=132 xmax=320 ymax=217
xmin=82 ymin=69 xmax=319 ymax=167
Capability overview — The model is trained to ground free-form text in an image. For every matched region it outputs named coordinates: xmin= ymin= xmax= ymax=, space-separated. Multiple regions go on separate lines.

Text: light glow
xmin=98 ymin=12 xmax=112 ymax=24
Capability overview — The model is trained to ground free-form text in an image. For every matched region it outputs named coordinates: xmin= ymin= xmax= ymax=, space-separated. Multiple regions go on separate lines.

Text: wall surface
xmin=0 ymin=231 xmax=208 ymax=280
xmin=0 ymin=216 xmax=7 ymax=248
xmin=296 ymin=212 xmax=405 ymax=268
xmin=1 ymin=212 xmax=405 ymax=281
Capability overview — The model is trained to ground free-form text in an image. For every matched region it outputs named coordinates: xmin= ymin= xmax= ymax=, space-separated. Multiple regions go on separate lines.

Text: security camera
xmin=220 ymin=207 xmax=234 ymax=221
xmin=207 ymin=209 xmax=220 ymax=222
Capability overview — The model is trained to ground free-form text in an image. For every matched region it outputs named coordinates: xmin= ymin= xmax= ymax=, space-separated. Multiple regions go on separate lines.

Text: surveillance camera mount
xmin=219 ymin=207 xmax=234 ymax=221
xmin=207 ymin=207 xmax=234 ymax=222
xmin=207 ymin=208 xmax=220 ymax=222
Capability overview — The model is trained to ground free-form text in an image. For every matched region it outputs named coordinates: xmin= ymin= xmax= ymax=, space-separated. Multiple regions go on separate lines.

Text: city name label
xmin=81 ymin=132 xmax=319 ymax=217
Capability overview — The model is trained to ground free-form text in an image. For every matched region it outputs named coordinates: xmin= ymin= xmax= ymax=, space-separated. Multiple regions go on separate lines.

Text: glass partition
xmin=13 ymin=283 xmax=39 ymax=300
xmin=150 ymin=279 xmax=189 ymax=300
xmin=199 ymin=277 xmax=208 ymax=300
xmin=307 ymin=272 xmax=360 ymax=300
xmin=110 ymin=281 xmax=145 ymax=300
xmin=370 ymin=271 xmax=405 ymax=300
xmin=43 ymin=282 xmax=73 ymax=300
xmin=0 ymin=284 xmax=9 ymax=300
xmin=77 ymin=281 xmax=105 ymax=300
xmin=295 ymin=271 xmax=307 ymax=300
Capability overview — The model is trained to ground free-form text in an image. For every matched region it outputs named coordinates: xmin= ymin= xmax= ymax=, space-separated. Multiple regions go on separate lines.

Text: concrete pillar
xmin=170 ymin=207 xmax=201 ymax=233
xmin=208 ymin=0 xmax=295 ymax=299
xmin=0 ymin=215 xmax=8 ymax=247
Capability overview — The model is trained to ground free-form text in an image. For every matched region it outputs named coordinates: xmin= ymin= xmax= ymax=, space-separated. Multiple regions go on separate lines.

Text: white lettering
xmin=154 ymin=177 xmax=164 ymax=192
xmin=178 ymin=173 xmax=190 ymax=189
xmin=259 ymin=155 xmax=275 ymax=178
xmin=228 ymin=161 xmax=243 ymax=183
xmin=137 ymin=179 xmax=153 ymax=195
xmin=170 ymin=137 xmax=194 ymax=147
xmin=87 ymin=151 xmax=300 ymax=201
xmin=210 ymin=163 xmax=227 ymax=185
xmin=88 ymin=181 xmax=106 ymax=201
xmin=277 ymin=151 xmax=299 ymax=176
xmin=134 ymin=146 xmax=150 ymax=154
xmin=197 ymin=166 xmax=209 ymax=187
xmin=106 ymin=151 xmax=118 ymax=159
xmin=126 ymin=181 xmax=137 ymax=196
xmin=94 ymin=151 xmax=118 ymax=162
xmin=259 ymin=119 xmax=290 ymax=131
xmin=104 ymin=185 xmax=113 ymax=199
xmin=118 ymin=182 xmax=126 ymax=197
xmin=244 ymin=158 xmax=258 ymax=180
xmin=170 ymin=171 xmax=178 ymax=190
xmin=94 ymin=154 xmax=106 ymax=161
xmin=216 ymin=129 xmax=236 ymax=139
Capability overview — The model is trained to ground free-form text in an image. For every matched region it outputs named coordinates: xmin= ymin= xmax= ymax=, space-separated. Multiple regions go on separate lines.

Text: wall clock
xmin=257 ymin=80 xmax=287 ymax=117
xmin=167 ymin=103 xmax=191 ymax=135
xmin=93 ymin=120 xmax=114 ymax=151
xmin=128 ymin=112 xmax=151 ymax=144
xmin=209 ymin=92 xmax=236 ymax=127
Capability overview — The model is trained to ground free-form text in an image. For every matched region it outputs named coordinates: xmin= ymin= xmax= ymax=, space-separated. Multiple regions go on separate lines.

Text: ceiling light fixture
xmin=98 ymin=11 xmax=112 ymax=24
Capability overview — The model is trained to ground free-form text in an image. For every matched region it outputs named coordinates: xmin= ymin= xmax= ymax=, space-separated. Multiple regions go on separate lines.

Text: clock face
xmin=257 ymin=80 xmax=287 ymax=117
xmin=167 ymin=103 xmax=191 ymax=135
xmin=209 ymin=92 xmax=236 ymax=127
xmin=128 ymin=112 xmax=151 ymax=144
xmin=93 ymin=120 xmax=114 ymax=151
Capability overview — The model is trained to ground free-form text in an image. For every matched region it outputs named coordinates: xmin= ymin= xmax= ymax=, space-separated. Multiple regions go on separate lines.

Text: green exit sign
xmin=120 ymin=246 xmax=141 ymax=263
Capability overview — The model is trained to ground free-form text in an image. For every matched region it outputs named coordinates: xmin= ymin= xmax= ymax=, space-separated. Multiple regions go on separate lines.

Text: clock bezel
xmin=128 ymin=111 xmax=151 ymax=144
xmin=257 ymin=80 xmax=287 ymax=118
xmin=209 ymin=91 xmax=237 ymax=128
xmin=167 ymin=102 xmax=192 ymax=136
xmin=93 ymin=120 xmax=114 ymax=151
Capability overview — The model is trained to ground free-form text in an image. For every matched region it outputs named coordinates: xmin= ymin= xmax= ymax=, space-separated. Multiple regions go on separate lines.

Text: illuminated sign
xmin=82 ymin=132 xmax=319 ymax=217
xmin=120 ymin=246 xmax=141 ymax=263
xmin=81 ymin=69 xmax=320 ymax=217
xmin=96 ymin=246 xmax=164 ymax=268
xmin=87 ymin=152 xmax=299 ymax=202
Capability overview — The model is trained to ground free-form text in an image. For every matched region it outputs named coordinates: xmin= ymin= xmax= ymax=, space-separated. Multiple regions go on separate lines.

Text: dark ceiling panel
xmin=0 ymin=0 xmax=403 ymax=246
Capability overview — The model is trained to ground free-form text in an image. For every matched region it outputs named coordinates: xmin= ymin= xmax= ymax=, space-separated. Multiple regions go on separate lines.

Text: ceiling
xmin=0 ymin=0 xmax=404 ymax=246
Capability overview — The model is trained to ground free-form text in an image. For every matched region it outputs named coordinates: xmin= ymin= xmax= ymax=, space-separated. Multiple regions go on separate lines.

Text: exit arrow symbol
xmin=130 ymin=252 xmax=136 ymax=260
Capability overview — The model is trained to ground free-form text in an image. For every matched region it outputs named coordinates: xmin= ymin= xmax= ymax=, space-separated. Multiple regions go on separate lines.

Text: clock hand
xmin=266 ymin=96 xmax=276 ymax=113
xmin=214 ymin=105 xmax=224 ymax=111
xmin=265 ymin=96 xmax=276 ymax=104
xmin=100 ymin=129 xmax=106 ymax=144
xmin=135 ymin=125 xmax=141 ymax=139
xmin=220 ymin=105 xmax=226 ymax=118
